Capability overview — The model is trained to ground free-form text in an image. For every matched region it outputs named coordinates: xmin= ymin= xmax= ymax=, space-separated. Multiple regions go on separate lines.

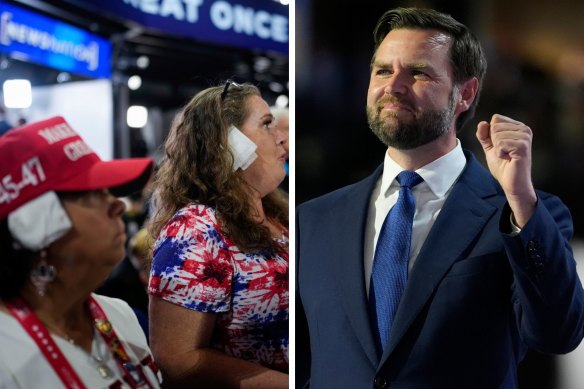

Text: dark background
xmin=295 ymin=0 xmax=584 ymax=388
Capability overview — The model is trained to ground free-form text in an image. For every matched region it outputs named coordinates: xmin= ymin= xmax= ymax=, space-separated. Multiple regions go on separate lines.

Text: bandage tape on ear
xmin=8 ymin=191 xmax=72 ymax=251
xmin=228 ymin=126 xmax=257 ymax=171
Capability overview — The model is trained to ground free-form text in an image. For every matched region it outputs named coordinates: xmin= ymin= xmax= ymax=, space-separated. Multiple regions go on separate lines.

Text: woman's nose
xmin=109 ymin=196 xmax=126 ymax=218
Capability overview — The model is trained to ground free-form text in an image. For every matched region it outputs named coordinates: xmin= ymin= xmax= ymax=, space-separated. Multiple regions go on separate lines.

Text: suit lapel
xmin=380 ymin=152 xmax=501 ymax=362
xmin=329 ymin=165 xmax=383 ymax=367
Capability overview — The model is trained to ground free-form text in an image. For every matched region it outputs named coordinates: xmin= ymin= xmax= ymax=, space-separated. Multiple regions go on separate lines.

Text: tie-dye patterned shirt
xmin=148 ymin=203 xmax=289 ymax=372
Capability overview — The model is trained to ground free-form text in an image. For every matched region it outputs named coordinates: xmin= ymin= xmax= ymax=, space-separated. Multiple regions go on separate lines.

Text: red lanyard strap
xmin=88 ymin=296 xmax=155 ymax=389
xmin=4 ymin=298 xmax=87 ymax=389
xmin=5 ymin=296 xmax=158 ymax=389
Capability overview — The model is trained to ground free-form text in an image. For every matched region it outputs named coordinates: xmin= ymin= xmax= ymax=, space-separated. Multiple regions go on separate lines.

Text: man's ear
xmin=456 ymin=77 xmax=479 ymax=113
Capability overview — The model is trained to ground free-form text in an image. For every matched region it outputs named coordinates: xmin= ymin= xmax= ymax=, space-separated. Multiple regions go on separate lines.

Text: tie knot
xmin=396 ymin=171 xmax=423 ymax=189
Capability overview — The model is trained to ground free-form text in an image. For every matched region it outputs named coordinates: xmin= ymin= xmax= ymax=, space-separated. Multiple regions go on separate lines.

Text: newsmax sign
xmin=0 ymin=2 xmax=111 ymax=79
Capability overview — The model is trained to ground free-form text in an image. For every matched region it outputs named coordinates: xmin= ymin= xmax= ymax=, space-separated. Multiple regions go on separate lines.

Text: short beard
xmin=367 ymin=87 xmax=457 ymax=150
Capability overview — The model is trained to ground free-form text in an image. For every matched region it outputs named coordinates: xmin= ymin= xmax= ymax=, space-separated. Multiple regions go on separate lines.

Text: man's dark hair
xmin=372 ymin=7 xmax=487 ymax=131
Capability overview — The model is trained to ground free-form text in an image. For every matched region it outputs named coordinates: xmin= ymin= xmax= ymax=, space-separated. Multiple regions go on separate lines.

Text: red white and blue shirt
xmin=148 ymin=204 xmax=289 ymax=372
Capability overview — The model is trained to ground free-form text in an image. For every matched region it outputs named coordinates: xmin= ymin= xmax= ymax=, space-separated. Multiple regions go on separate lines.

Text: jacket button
xmin=374 ymin=376 xmax=388 ymax=388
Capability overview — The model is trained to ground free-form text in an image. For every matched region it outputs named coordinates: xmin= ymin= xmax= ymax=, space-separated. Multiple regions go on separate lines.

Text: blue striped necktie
xmin=369 ymin=170 xmax=423 ymax=353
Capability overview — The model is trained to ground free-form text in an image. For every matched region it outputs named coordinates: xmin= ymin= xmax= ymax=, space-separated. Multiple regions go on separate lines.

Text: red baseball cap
xmin=0 ymin=116 xmax=154 ymax=219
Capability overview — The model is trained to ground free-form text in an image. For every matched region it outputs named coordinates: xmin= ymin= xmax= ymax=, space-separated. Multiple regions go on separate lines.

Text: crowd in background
xmin=0 ymin=80 xmax=290 ymax=388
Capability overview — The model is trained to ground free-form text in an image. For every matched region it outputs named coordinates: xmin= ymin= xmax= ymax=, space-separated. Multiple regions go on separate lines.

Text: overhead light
xmin=127 ymin=105 xmax=148 ymax=128
xmin=136 ymin=55 xmax=150 ymax=69
xmin=128 ymin=75 xmax=142 ymax=90
xmin=0 ymin=57 xmax=9 ymax=70
xmin=269 ymin=82 xmax=284 ymax=93
xmin=3 ymin=79 xmax=32 ymax=108
xmin=254 ymin=56 xmax=271 ymax=73
xmin=56 ymin=72 xmax=71 ymax=83
xmin=275 ymin=95 xmax=289 ymax=108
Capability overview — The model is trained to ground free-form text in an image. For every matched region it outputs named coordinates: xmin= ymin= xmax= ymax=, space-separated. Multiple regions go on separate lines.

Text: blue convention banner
xmin=75 ymin=0 xmax=288 ymax=54
xmin=0 ymin=2 xmax=111 ymax=78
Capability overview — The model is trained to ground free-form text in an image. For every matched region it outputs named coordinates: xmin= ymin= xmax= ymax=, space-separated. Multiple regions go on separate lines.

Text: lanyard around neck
xmin=4 ymin=296 xmax=156 ymax=389
xmin=4 ymin=298 xmax=86 ymax=389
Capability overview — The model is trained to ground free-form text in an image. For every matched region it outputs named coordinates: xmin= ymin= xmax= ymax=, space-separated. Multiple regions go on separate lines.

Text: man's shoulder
xmin=298 ymin=168 xmax=380 ymax=216
xmin=299 ymin=182 xmax=359 ymax=210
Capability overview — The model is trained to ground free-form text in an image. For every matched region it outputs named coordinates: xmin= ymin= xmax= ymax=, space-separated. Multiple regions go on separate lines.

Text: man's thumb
xmin=476 ymin=121 xmax=492 ymax=150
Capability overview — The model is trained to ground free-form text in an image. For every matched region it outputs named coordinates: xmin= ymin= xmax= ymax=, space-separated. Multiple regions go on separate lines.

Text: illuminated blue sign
xmin=0 ymin=2 xmax=111 ymax=79
xmin=68 ymin=0 xmax=288 ymax=54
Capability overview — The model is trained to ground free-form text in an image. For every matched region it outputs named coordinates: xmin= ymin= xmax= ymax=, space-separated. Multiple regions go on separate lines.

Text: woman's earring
xmin=30 ymin=251 xmax=57 ymax=296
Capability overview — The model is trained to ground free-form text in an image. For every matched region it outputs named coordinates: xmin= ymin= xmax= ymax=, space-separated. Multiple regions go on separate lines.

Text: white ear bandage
xmin=228 ymin=126 xmax=257 ymax=171
xmin=8 ymin=191 xmax=73 ymax=251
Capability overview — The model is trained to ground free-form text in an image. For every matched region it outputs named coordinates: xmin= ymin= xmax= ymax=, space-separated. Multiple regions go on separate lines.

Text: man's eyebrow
xmin=370 ymin=61 xmax=430 ymax=69
xmin=371 ymin=60 xmax=391 ymax=69
xmin=407 ymin=62 xmax=429 ymax=69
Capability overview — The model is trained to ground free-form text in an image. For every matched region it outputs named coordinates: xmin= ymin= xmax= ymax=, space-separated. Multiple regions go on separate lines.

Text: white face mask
xmin=8 ymin=191 xmax=72 ymax=251
xmin=228 ymin=126 xmax=257 ymax=171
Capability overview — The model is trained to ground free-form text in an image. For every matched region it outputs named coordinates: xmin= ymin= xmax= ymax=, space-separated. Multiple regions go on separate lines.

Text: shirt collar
xmin=380 ymin=139 xmax=466 ymax=198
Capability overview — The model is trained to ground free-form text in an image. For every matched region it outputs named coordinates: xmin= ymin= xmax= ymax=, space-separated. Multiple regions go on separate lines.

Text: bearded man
xmin=296 ymin=7 xmax=584 ymax=389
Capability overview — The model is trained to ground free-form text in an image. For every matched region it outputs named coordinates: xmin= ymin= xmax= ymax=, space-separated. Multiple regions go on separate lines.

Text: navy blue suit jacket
xmin=296 ymin=151 xmax=584 ymax=389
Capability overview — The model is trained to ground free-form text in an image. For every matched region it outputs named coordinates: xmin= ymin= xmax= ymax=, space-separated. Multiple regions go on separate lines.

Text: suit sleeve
xmin=501 ymin=194 xmax=584 ymax=353
xmin=295 ymin=208 xmax=311 ymax=389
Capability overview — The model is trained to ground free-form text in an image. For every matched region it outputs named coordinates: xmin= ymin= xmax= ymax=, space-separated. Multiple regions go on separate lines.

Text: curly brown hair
xmin=148 ymin=82 xmax=288 ymax=254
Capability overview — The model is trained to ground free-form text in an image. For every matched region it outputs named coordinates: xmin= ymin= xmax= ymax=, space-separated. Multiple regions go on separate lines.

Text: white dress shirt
xmin=364 ymin=141 xmax=467 ymax=294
